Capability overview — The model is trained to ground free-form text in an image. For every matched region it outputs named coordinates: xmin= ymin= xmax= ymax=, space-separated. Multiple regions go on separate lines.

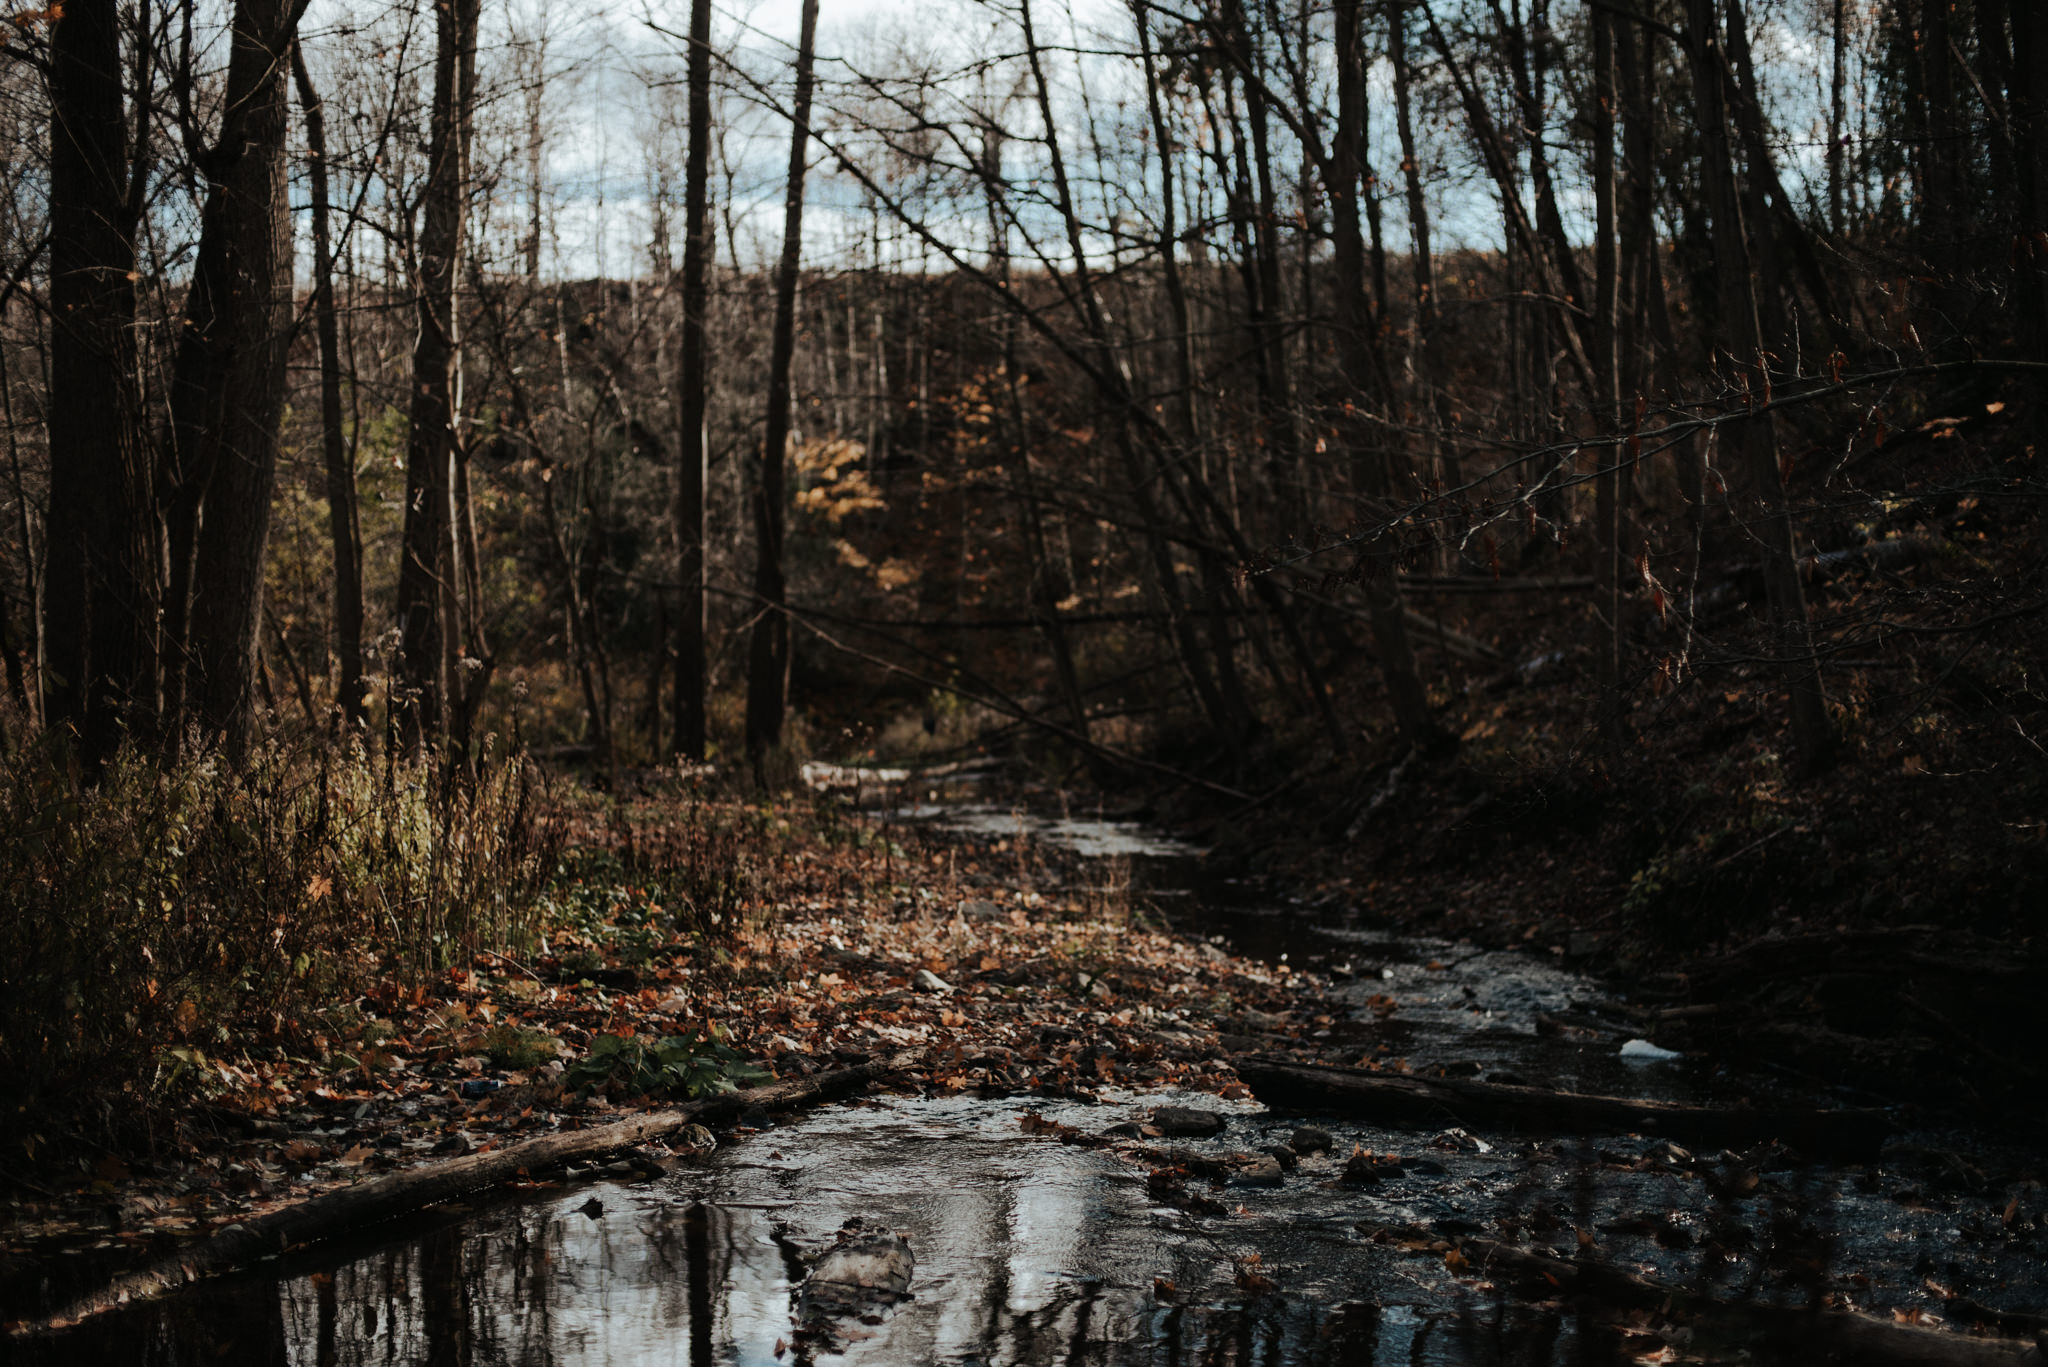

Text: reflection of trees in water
xmin=422 ymin=1227 xmax=470 ymax=1366
xmin=684 ymin=1203 xmax=714 ymax=1367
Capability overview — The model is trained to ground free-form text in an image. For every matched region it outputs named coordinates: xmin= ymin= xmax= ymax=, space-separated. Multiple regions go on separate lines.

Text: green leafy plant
xmin=563 ymin=1026 xmax=770 ymax=1100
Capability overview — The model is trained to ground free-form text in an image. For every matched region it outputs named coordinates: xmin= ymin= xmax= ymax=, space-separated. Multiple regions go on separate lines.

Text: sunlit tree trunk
xmin=395 ymin=0 xmax=480 ymax=755
xmin=292 ymin=47 xmax=366 ymax=733
xmin=672 ymin=0 xmax=713 ymax=761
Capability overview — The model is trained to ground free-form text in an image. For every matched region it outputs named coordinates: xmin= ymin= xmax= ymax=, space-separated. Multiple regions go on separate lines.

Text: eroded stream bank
xmin=11 ymin=792 xmax=2045 ymax=1366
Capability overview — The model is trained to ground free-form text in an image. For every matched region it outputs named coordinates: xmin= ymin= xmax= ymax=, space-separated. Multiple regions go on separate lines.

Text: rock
xmin=1152 ymin=1106 xmax=1226 ymax=1138
xmin=1427 ymin=1128 xmax=1491 ymax=1153
xmin=577 ymin=1197 xmax=605 ymax=1219
xmin=1342 ymin=1152 xmax=1405 ymax=1186
xmin=1261 ymin=1143 xmax=1299 ymax=1171
xmin=1289 ymin=1126 xmax=1334 ymax=1156
xmin=622 ymin=1147 xmax=670 ymax=1177
xmin=802 ymin=1230 xmax=916 ymax=1316
xmin=914 ymin=968 xmax=955 ymax=994
xmin=738 ymin=1105 xmax=773 ymax=1130
xmin=676 ymin=1123 xmax=717 ymax=1151
xmin=958 ymin=898 xmax=1005 ymax=922
xmin=1229 ymin=1155 xmax=1286 ymax=1188
xmin=1619 ymin=1038 xmax=1682 ymax=1062
xmin=1103 ymin=1121 xmax=1145 ymax=1139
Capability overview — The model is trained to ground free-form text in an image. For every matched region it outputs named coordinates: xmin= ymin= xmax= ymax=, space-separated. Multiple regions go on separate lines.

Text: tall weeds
xmin=0 ymin=736 xmax=559 ymax=1134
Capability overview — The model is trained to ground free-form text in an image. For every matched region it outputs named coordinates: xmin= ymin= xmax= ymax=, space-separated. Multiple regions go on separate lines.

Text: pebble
xmin=1229 ymin=1156 xmax=1286 ymax=1188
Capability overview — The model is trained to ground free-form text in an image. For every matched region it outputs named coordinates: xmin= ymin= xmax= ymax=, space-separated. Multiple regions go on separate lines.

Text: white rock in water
xmin=1619 ymin=1038 xmax=1682 ymax=1061
xmin=804 ymin=1231 xmax=916 ymax=1308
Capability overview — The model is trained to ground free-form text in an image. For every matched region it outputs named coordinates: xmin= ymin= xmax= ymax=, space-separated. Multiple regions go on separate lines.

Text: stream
xmin=13 ymin=789 xmax=2044 ymax=1365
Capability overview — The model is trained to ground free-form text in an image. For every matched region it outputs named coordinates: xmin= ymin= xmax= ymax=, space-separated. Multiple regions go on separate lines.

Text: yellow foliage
xmin=793 ymin=437 xmax=885 ymax=524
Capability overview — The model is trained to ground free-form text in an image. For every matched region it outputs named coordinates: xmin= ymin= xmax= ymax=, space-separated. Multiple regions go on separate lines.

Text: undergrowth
xmin=0 ymin=736 xmax=560 ymax=1143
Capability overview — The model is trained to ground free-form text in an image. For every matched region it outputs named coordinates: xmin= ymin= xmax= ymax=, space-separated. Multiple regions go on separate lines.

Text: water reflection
xmin=22 ymin=1091 xmax=1646 ymax=1367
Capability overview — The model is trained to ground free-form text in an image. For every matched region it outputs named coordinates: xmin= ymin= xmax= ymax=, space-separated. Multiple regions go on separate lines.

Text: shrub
xmin=0 ymin=735 xmax=560 ymax=1141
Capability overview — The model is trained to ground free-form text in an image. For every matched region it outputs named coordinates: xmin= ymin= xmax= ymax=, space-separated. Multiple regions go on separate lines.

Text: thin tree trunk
xmin=395 ymin=0 xmax=479 ymax=754
xmin=1389 ymin=4 xmax=1449 ymax=489
xmin=2012 ymin=2 xmax=2048 ymax=473
xmin=672 ymin=0 xmax=713 ymax=762
xmin=1592 ymin=5 xmax=1625 ymax=758
xmin=1684 ymin=0 xmax=1831 ymax=775
xmin=292 ymin=47 xmax=366 ymax=733
xmin=1136 ymin=3 xmax=1201 ymax=446
xmin=746 ymin=0 xmax=818 ymax=770
xmin=1333 ymin=0 xmax=1437 ymax=751
xmin=1828 ymin=0 xmax=1846 ymax=234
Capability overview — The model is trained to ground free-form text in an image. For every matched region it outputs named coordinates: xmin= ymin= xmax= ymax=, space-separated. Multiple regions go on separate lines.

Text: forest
xmin=1 ymin=0 xmax=2045 ymax=1357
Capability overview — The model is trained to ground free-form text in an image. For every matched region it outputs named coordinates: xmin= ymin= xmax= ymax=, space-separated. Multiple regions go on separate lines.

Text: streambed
xmin=13 ymin=798 xmax=2043 ymax=1365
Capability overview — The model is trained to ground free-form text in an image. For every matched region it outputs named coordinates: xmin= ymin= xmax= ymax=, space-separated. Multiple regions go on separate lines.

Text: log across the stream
xmin=1236 ymin=1056 xmax=1890 ymax=1159
xmin=1462 ymin=1238 xmax=2045 ymax=1366
xmin=9 ymin=1052 xmax=919 ymax=1336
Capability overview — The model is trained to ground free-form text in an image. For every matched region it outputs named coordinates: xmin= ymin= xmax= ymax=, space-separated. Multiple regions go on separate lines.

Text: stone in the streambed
xmin=1341 ymin=1152 xmax=1405 ymax=1186
xmin=1103 ymin=1121 xmax=1145 ymax=1139
xmin=802 ymin=1230 xmax=916 ymax=1317
xmin=675 ymin=1123 xmax=717 ymax=1151
xmin=1261 ymin=1143 xmax=1299 ymax=1171
xmin=1229 ymin=1154 xmax=1286 ymax=1187
xmin=1152 ymin=1106 xmax=1227 ymax=1137
xmin=915 ymin=968 xmax=955 ymax=994
xmin=1290 ymin=1125 xmax=1334 ymax=1156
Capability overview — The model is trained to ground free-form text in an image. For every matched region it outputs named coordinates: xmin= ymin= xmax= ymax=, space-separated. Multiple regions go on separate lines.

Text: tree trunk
xmin=292 ymin=47 xmax=366 ymax=734
xmin=395 ymin=0 xmax=480 ymax=754
xmin=1591 ymin=5 xmax=1626 ymax=758
xmin=1828 ymin=0 xmax=1846 ymax=234
xmin=1333 ymin=0 xmax=1438 ymax=751
xmin=44 ymin=0 xmax=153 ymax=766
xmin=1389 ymin=4 xmax=1448 ymax=486
xmin=1684 ymin=0 xmax=1832 ymax=775
xmin=673 ymin=0 xmax=713 ymax=762
xmin=746 ymin=0 xmax=819 ymax=772
xmin=178 ymin=0 xmax=297 ymax=756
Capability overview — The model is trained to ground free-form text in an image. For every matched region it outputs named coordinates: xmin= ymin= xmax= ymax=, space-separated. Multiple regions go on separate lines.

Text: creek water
xmin=14 ymin=791 xmax=2043 ymax=1365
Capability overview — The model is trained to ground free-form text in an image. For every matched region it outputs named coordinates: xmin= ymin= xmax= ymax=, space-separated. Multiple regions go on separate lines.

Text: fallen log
xmin=10 ymin=1051 xmax=919 ymax=1335
xmin=1460 ymin=1238 xmax=2044 ymax=1366
xmin=1235 ymin=1056 xmax=1889 ymax=1159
